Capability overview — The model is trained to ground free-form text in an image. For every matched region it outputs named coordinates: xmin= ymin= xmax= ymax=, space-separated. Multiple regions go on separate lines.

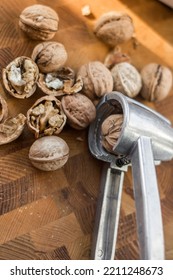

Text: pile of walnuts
xmin=0 ymin=4 xmax=172 ymax=168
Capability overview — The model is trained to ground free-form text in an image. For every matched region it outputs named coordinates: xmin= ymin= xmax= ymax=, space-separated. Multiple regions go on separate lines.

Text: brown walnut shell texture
xmin=111 ymin=62 xmax=142 ymax=98
xmin=94 ymin=11 xmax=134 ymax=46
xmin=2 ymin=56 xmax=39 ymax=99
xmin=19 ymin=4 xmax=59 ymax=40
xmin=27 ymin=95 xmax=66 ymax=138
xmin=37 ymin=67 xmax=83 ymax=97
xmin=31 ymin=42 xmax=68 ymax=73
xmin=61 ymin=93 xmax=96 ymax=130
xmin=0 ymin=95 xmax=8 ymax=123
xmin=0 ymin=113 xmax=26 ymax=145
xmin=29 ymin=136 xmax=69 ymax=171
xmin=101 ymin=114 xmax=123 ymax=153
xmin=77 ymin=61 xmax=113 ymax=101
xmin=140 ymin=63 xmax=173 ymax=102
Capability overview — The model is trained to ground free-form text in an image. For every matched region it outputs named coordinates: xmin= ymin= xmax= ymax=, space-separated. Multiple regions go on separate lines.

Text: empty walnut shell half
xmin=61 ymin=93 xmax=96 ymax=130
xmin=2 ymin=56 xmax=39 ymax=99
xmin=0 ymin=113 xmax=26 ymax=145
xmin=77 ymin=61 xmax=113 ymax=102
xmin=27 ymin=95 xmax=66 ymax=138
xmin=101 ymin=114 xmax=123 ymax=153
xmin=0 ymin=95 xmax=8 ymax=123
xmin=140 ymin=63 xmax=173 ymax=102
xmin=111 ymin=62 xmax=142 ymax=98
xmin=94 ymin=11 xmax=134 ymax=46
xmin=19 ymin=4 xmax=59 ymax=40
xmin=29 ymin=136 xmax=69 ymax=171
xmin=31 ymin=42 xmax=68 ymax=73
xmin=37 ymin=67 xmax=83 ymax=97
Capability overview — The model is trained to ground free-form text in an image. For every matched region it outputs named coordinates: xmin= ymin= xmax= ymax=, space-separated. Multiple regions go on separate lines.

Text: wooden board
xmin=0 ymin=0 xmax=173 ymax=260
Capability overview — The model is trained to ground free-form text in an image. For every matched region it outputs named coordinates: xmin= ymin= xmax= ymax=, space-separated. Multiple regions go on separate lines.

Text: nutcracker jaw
xmin=89 ymin=92 xmax=173 ymax=259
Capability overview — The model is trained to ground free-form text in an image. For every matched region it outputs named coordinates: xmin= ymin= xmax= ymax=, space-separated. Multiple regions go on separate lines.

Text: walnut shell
xmin=104 ymin=46 xmax=131 ymax=69
xmin=29 ymin=136 xmax=69 ymax=171
xmin=140 ymin=63 xmax=173 ymax=102
xmin=111 ymin=62 xmax=142 ymax=98
xmin=37 ymin=67 xmax=83 ymax=97
xmin=2 ymin=56 xmax=39 ymax=99
xmin=77 ymin=61 xmax=113 ymax=102
xmin=94 ymin=11 xmax=134 ymax=46
xmin=0 ymin=113 xmax=26 ymax=145
xmin=19 ymin=4 xmax=59 ymax=40
xmin=101 ymin=114 xmax=123 ymax=153
xmin=26 ymin=95 xmax=66 ymax=138
xmin=31 ymin=42 xmax=68 ymax=73
xmin=61 ymin=93 xmax=96 ymax=130
xmin=0 ymin=95 xmax=8 ymax=123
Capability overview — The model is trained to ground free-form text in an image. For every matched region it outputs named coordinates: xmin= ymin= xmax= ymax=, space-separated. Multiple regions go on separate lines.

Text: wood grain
xmin=0 ymin=0 xmax=173 ymax=260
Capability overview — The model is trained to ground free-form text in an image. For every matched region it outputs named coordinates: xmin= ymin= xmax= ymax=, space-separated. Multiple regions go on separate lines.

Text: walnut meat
xmin=0 ymin=95 xmax=8 ymax=123
xmin=94 ymin=11 xmax=134 ymax=46
xmin=19 ymin=4 xmax=59 ymax=40
xmin=140 ymin=63 xmax=173 ymax=102
xmin=31 ymin=42 xmax=68 ymax=73
xmin=29 ymin=136 xmax=69 ymax=171
xmin=111 ymin=62 xmax=142 ymax=98
xmin=27 ymin=95 xmax=66 ymax=138
xmin=37 ymin=67 xmax=83 ymax=97
xmin=2 ymin=56 xmax=39 ymax=99
xmin=61 ymin=93 xmax=96 ymax=130
xmin=0 ymin=113 xmax=26 ymax=145
xmin=77 ymin=61 xmax=113 ymax=102
xmin=104 ymin=46 xmax=131 ymax=70
xmin=101 ymin=114 xmax=123 ymax=153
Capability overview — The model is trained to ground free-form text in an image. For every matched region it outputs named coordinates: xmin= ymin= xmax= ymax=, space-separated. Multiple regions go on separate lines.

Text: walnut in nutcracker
xmin=19 ymin=5 xmax=59 ymax=40
xmin=27 ymin=95 xmax=66 ymax=138
xmin=101 ymin=114 xmax=123 ymax=153
xmin=37 ymin=67 xmax=83 ymax=97
xmin=77 ymin=61 xmax=113 ymax=102
xmin=29 ymin=136 xmax=69 ymax=171
xmin=111 ymin=62 xmax=142 ymax=98
xmin=140 ymin=63 xmax=173 ymax=102
xmin=31 ymin=42 xmax=68 ymax=73
xmin=61 ymin=93 xmax=96 ymax=130
xmin=94 ymin=11 xmax=134 ymax=46
xmin=2 ymin=56 xmax=39 ymax=99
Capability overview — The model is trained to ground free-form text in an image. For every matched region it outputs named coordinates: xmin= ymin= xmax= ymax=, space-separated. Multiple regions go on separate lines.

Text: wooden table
xmin=0 ymin=0 xmax=173 ymax=260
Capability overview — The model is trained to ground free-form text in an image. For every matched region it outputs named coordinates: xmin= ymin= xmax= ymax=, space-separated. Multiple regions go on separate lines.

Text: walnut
xmin=101 ymin=114 xmax=123 ymax=153
xmin=31 ymin=42 xmax=68 ymax=73
xmin=111 ymin=62 xmax=142 ymax=98
xmin=0 ymin=95 xmax=8 ymax=123
xmin=37 ymin=67 xmax=83 ymax=97
xmin=19 ymin=4 xmax=59 ymax=40
xmin=29 ymin=136 xmax=69 ymax=171
xmin=104 ymin=46 xmax=131 ymax=69
xmin=140 ymin=63 xmax=173 ymax=102
xmin=77 ymin=61 xmax=113 ymax=102
xmin=26 ymin=95 xmax=66 ymax=138
xmin=94 ymin=11 xmax=134 ymax=46
xmin=2 ymin=56 xmax=39 ymax=99
xmin=0 ymin=113 xmax=26 ymax=145
xmin=61 ymin=93 xmax=96 ymax=130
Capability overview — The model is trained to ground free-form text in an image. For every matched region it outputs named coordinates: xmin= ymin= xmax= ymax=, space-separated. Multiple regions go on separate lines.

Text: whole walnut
xmin=31 ymin=42 xmax=68 ymax=73
xmin=61 ymin=93 xmax=96 ymax=130
xmin=111 ymin=62 xmax=142 ymax=98
xmin=19 ymin=5 xmax=59 ymax=40
xmin=140 ymin=63 xmax=173 ymax=102
xmin=101 ymin=114 xmax=123 ymax=153
xmin=77 ymin=61 xmax=113 ymax=102
xmin=94 ymin=11 xmax=134 ymax=46
xmin=29 ymin=136 xmax=69 ymax=171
